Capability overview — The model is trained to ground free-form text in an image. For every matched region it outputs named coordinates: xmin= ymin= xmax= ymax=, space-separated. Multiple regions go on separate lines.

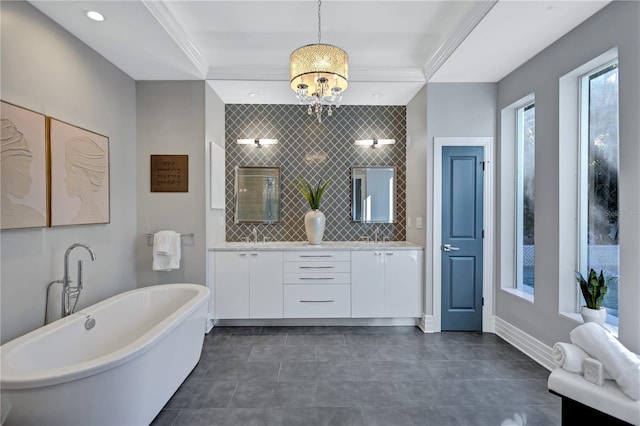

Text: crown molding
xmin=423 ymin=0 xmax=497 ymax=81
xmin=141 ymin=0 xmax=209 ymax=78
xmin=207 ymin=66 xmax=425 ymax=83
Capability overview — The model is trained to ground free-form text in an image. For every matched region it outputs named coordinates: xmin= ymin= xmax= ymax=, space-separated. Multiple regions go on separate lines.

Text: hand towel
xmin=153 ymin=230 xmax=174 ymax=255
xmin=570 ymin=322 xmax=640 ymax=400
xmin=166 ymin=231 xmax=181 ymax=270
xmin=552 ymin=342 xmax=613 ymax=379
xmin=152 ymin=231 xmax=181 ymax=271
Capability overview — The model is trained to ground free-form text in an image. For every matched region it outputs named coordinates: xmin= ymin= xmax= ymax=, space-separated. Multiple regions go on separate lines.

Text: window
xmin=516 ymin=103 xmax=535 ymax=294
xmin=499 ymin=93 xmax=534 ymax=301
xmin=579 ymin=61 xmax=619 ymax=326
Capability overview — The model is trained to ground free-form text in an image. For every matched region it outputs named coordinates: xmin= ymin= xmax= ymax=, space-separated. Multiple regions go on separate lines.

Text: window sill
xmin=559 ymin=311 xmax=619 ymax=337
xmin=501 ymin=287 xmax=534 ymax=304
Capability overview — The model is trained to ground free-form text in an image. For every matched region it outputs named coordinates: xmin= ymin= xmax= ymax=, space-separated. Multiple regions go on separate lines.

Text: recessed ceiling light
xmin=85 ymin=10 xmax=105 ymax=22
xmin=372 ymin=93 xmax=384 ymax=99
xmin=248 ymin=92 xmax=259 ymax=98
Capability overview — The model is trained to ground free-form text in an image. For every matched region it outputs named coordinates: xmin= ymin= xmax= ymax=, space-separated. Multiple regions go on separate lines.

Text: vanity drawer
xmin=284 ymin=272 xmax=351 ymax=284
xmin=284 ymin=261 xmax=350 ymax=273
xmin=284 ymin=285 xmax=351 ymax=318
xmin=284 ymin=251 xmax=350 ymax=262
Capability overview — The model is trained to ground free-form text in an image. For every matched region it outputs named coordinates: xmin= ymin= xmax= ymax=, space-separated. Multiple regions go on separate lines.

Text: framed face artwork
xmin=49 ymin=118 xmax=110 ymax=226
xmin=0 ymin=101 xmax=48 ymax=230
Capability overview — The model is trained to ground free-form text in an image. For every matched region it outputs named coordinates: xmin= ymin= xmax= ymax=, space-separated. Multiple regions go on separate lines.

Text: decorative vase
xmin=304 ymin=209 xmax=325 ymax=245
xmin=580 ymin=306 xmax=607 ymax=325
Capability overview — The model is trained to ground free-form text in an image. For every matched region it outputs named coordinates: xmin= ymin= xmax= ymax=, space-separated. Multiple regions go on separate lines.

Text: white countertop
xmin=209 ymin=241 xmax=424 ymax=251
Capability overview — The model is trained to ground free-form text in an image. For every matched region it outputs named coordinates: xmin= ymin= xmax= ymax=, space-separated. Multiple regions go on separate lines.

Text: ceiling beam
xmin=141 ymin=0 xmax=209 ymax=79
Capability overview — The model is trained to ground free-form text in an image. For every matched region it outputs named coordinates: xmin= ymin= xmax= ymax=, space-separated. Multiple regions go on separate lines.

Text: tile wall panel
xmin=225 ymin=104 xmax=406 ymax=242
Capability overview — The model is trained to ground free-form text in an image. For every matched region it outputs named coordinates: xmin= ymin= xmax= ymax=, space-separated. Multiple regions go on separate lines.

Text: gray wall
xmin=406 ymin=86 xmax=428 ymax=246
xmin=224 ymin=104 xmax=407 ymax=242
xmin=496 ymin=1 xmax=640 ymax=352
xmin=136 ymin=81 xmax=207 ymax=287
xmin=424 ymin=83 xmax=498 ymax=317
xmin=0 ymin=1 xmax=138 ymax=343
xmin=205 ymin=83 xmax=227 ymax=247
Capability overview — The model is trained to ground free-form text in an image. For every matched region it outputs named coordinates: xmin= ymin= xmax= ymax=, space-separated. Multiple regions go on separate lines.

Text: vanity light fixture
xmin=354 ymin=138 xmax=396 ymax=148
xmin=237 ymin=138 xmax=278 ymax=148
xmin=85 ymin=10 xmax=105 ymax=22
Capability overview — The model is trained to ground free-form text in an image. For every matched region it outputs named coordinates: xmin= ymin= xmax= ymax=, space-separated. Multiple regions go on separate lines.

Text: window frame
xmin=557 ymin=47 xmax=619 ymax=333
xmin=499 ymin=93 xmax=535 ymax=303
xmin=515 ymin=102 xmax=535 ymax=294
xmin=577 ymin=60 xmax=619 ymax=324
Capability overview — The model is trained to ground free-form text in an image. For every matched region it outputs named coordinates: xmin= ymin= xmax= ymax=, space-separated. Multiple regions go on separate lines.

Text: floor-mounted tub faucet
xmin=62 ymin=243 xmax=96 ymax=318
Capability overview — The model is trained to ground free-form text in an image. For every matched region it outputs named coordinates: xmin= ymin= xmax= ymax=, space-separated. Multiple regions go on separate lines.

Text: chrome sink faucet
xmin=252 ymin=226 xmax=258 ymax=243
xmin=62 ymin=243 xmax=95 ymax=317
xmin=373 ymin=226 xmax=379 ymax=243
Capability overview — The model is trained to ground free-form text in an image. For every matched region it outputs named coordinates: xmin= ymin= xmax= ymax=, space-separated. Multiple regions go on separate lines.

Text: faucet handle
xmin=383 ymin=236 xmax=391 ymax=242
xmin=360 ymin=235 xmax=370 ymax=242
xmin=77 ymin=260 xmax=83 ymax=290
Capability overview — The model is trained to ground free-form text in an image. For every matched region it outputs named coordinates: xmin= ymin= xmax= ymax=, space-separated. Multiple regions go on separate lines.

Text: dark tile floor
xmin=151 ymin=326 xmax=560 ymax=426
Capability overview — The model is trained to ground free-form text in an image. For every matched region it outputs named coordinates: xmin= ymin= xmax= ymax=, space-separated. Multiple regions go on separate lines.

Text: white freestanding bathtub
xmin=0 ymin=283 xmax=210 ymax=426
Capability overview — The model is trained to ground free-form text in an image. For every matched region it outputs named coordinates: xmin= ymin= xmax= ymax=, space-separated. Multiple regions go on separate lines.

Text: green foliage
xmin=575 ymin=268 xmax=611 ymax=310
xmin=294 ymin=177 xmax=331 ymax=210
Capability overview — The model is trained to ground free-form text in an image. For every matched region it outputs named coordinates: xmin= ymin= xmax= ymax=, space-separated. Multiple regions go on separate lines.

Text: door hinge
xmin=482 ymin=297 xmax=485 ymax=306
xmin=482 ymin=229 xmax=485 ymax=239
xmin=480 ymin=160 xmax=489 ymax=171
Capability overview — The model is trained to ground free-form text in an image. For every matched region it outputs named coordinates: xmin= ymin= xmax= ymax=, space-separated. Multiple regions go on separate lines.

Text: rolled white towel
xmin=553 ymin=342 xmax=588 ymax=373
xmin=570 ymin=322 xmax=640 ymax=401
xmin=552 ymin=342 xmax=613 ymax=379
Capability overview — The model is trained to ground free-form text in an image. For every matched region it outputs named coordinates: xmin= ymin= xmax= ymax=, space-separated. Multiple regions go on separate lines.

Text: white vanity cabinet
xmin=213 ymin=250 xmax=283 ymax=319
xmin=283 ymin=251 xmax=351 ymax=318
xmin=351 ymin=249 xmax=421 ymax=318
xmin=209 ymin=242 xmax=422 ymax=322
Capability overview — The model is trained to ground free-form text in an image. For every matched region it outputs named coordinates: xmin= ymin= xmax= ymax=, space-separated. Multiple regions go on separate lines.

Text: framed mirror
xmin=234 ymin=166 xmax=280 ymax=223
xmin=351 ymin=166 xmax=396 ymax=223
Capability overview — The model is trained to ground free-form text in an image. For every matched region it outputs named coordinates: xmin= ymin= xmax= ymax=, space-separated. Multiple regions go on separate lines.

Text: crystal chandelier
xmin=290 ymin=0 xmax=348 ymax=123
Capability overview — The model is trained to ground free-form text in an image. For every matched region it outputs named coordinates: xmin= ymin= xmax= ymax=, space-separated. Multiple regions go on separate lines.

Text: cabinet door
xmin=384 ymin=250 xmax=421 ymax=317
xmin=351 ymin=251 xmax=385 ymax=318
xmin=249 ymin=251 xmax=283 ymax=319
xmin=214 ymin=252 xmax=250 ymax=318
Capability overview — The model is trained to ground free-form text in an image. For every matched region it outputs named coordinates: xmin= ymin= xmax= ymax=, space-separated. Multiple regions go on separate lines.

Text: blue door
xmin=441 ymin=146 xmax=484 ymax=331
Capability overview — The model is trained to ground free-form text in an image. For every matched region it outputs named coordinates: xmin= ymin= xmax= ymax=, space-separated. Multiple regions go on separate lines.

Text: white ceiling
xmin=29 ymin=0 xmax=610 ymax=105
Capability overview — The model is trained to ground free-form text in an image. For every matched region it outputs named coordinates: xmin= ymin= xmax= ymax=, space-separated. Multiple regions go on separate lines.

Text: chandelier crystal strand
xmin=317 ymin=0 xmax=321 ymax=44
xmin=290 ymin=0 xmax=348 ymax=123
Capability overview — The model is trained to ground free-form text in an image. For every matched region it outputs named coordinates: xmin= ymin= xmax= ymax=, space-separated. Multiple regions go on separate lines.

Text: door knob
xmin=442 ymin=244 xmax=460 ymax=252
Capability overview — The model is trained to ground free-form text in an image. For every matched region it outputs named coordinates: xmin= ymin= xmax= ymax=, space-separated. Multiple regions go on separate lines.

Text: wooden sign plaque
xmin=150 ymin=155 xmax=188 ymax=192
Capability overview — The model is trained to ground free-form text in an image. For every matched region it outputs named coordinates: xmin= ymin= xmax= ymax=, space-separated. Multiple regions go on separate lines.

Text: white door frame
xmin=433 ymin=137 xmax=494 ymax=332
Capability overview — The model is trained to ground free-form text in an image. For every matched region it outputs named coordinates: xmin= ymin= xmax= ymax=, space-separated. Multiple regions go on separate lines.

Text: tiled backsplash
xmin=225 ymin=104 xmax=406 ymax=242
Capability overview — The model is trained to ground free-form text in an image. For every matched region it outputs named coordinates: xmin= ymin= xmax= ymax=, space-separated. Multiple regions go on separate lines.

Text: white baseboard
xmin=494 ymin=316 xmax=555 ymax=371
xmin=419 ymin=314 xmax=437 ymax=333
xmin=483 ymin=312 xmax=496 ymax=333
xmin=212 ymin=318 xmax=419 ymax=327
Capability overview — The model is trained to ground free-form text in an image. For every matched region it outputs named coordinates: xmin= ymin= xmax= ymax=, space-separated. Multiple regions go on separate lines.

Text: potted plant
xmin=575 ymin=268 xmax=611 ymax=325
xmin=295 ymin=177 xmax=331 ymax=244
